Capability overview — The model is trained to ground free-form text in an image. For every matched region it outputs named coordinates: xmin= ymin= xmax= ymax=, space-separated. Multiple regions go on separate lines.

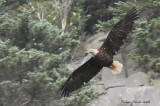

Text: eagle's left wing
xmin=99 ymin=7 xmax=139 ymax=56
xmin=57 ymin=57 xmax=103 ymax=97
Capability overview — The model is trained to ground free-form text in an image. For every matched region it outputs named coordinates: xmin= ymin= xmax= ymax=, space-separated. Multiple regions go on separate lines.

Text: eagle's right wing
xmin=57 ymin=57 xmax=103 ymax=97
xmin=99 ymin=8 xmax=139 ymax=56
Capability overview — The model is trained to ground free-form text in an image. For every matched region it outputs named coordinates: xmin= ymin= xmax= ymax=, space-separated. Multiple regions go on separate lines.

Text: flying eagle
xmin=57 ymin=8 xmax=139 ymax=97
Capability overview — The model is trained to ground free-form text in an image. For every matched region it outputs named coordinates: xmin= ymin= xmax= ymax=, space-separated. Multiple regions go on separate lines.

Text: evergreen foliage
xmin=62 ymin=82 xmax=103 ymax=106
xmin=0 ymin=0 xmax=100 ymax=105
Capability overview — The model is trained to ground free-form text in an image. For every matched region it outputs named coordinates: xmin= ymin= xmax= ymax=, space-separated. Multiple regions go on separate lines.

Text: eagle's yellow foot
xmin=109 ymin=63 xmax=116 ymax=69
xmin=109 ymin=61 xmax=123 ymax=74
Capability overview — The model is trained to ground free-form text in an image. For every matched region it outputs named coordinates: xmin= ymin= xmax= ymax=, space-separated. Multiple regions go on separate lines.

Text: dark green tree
xmin=0 ymin=0 xmax=102 ymax=106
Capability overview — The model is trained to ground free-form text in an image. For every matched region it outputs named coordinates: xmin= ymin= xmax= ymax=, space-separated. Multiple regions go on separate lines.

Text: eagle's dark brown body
xmin=57 ymin=7 xmax=139 ymax=97
xmin=94 ymin=49 xmax=113 ymax=67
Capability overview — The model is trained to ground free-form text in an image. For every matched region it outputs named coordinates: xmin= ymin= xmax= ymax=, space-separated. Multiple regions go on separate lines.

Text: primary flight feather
xmin=57 ymin=7 xmax=139 ymax=97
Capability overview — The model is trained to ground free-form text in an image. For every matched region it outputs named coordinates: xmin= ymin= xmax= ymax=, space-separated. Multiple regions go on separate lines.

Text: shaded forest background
xmin=0 ymin=0 xmax=160 ymax=106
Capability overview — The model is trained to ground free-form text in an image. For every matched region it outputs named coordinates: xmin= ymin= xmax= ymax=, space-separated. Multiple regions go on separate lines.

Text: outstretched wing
xmin=99 ymin=7 xmax=139 ymax=56
xmin=57 ymin=57 xmax=103 ymax=97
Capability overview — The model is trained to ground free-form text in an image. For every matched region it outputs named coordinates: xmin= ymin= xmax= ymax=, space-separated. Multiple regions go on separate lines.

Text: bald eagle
xmin=57 ymin=8 xmax=139 ymax=97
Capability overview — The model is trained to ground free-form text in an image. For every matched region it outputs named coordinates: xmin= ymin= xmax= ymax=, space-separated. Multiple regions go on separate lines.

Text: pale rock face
xmin=106 ymin=87 xmax=160 ymax=106
xmin=86 ymin=72 xmax=160 ymax=106
xmin=68 ymin=32 xmax=159 ymax=106
xmin=87 ymin=87 xmax=160 ymax=106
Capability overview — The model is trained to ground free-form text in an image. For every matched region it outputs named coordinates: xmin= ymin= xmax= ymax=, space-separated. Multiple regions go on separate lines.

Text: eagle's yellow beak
xmin=88 ymin=49 xmax=92 ymax=53
xmin=88 ymin=49 xmax=99 ymax=55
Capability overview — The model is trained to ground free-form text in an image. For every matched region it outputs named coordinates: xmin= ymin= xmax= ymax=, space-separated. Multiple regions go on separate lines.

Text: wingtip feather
xmin=126 ymin=7 xmax=139 ymax=21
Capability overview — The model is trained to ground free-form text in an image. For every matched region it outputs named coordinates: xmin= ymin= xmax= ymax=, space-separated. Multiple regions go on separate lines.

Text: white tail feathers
xmin=109 ymin=61 xmax=123 ymax=74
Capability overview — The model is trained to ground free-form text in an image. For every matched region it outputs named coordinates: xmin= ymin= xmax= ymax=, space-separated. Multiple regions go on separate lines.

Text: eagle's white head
xmin=88 ymin=48 xmax=99 ymax=55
